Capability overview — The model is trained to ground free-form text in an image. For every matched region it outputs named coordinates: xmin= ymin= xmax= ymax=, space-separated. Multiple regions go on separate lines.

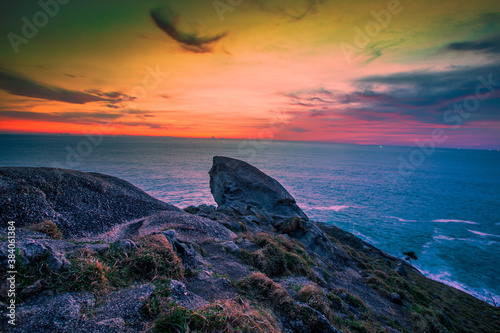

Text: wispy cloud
xmin=150 ymin=7 xmax=226 ymax=53
xmin=250 ymin=0 xmax=326 ymax=21
xmin=0 ymin=110 xmax=122 ymax=123
xmin=0 ymin=68 xmax=132 ymax=107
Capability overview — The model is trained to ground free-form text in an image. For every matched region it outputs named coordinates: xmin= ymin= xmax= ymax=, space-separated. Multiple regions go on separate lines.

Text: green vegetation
xmin=403 ymin=250 xmax=418 ymax=266
xmin=9 ymin=234 xmax=183 ymax=302
xmin=297 ymin=282 xmax=335 ymax=322
xmin=319 ymin=224 xmax=500 ymax=333
xmin=154 ymin=298 xmax=280 ymax=333
xmin=236 ymin=233 xmax=318 ymax=280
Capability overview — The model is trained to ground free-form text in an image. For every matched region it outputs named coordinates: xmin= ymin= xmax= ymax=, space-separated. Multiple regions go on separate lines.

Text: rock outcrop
xmin=0 ymin=167 xmax=181 ymax=238
xmin=0 ymin=165 xmax=498 ymax=333
xmin=209 ymin=156 xmax=352 ymax=270
xmin=209 ymin=156 xmax=308 ymax=223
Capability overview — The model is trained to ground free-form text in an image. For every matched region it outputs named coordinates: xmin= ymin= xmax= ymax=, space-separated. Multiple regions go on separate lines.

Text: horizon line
xmin=1 ymin=131 xmax=499 ymax=151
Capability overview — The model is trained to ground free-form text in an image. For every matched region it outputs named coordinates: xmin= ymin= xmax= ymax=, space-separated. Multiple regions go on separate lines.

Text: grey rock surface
xmin=395 ymin=263 xmax=408 ymax=277
xmin=169 ymin=279 xmax=208 ymax=310
xmin=209 ymin=156 xmax=308 ymax=223
xmin=85 ymin=284 xmax=155 ymax=332
xmin=221 ymin=241 xmax=240 ymax=253
xmin=12 ymin=292 xmax=95 ymax=333
xmin=106 ymin=210 xmax=236 ymax=243
xmin=0 ymin=167 xmax=181 ymax=238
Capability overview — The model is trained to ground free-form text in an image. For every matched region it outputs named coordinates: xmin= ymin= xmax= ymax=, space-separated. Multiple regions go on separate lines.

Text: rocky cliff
xmin=0 ymin=159 xmax=498 ymax=333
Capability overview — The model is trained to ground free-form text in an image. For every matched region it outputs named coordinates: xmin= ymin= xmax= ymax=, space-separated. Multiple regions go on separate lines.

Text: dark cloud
xmin=117 ymin=121 xmax=168 ymax=129
xmin=150 ymin=7 xmax=226 ymax=53
xmin=446 ymin=35 xmax=500 ymax=54
xmin=285 ymin=63 xmax=500 ymax=126
xmin=0 ymin=68 xmax=133 ymax=107
xmin=0 ymin=110 xmax=162 ymax=129
xmin=0 ymin=111 xmax=122 ymax=123
xmin=352 ymin=63 xmax=500 ymax=124
xmin=289 ymin=127 xmax=309 ymax=133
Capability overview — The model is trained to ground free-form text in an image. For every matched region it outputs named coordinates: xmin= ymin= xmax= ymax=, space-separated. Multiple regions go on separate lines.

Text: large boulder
xmin=209 ymin=156 xmax=308 ymax=224
xmin=0 ymin=167 xmax=181 ymax=238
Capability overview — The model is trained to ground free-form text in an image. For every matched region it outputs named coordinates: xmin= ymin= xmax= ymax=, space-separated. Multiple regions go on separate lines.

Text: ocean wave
xmin=433 ymin=234 xmax=455 ymax=241
xmin=456 ymin=237 xmax=498 ymax=247
xmin=419 ymin=269 xmax=500 ymax=306
xmin=432 ymin=219 xmax=479 ymax=225
xmin=386 ymin=216 xmax=416 ymax=222
xmin=468 ymin=230 xmax=500 ymax=238
xmin=305 ymin=205 xmax=352 ymax=212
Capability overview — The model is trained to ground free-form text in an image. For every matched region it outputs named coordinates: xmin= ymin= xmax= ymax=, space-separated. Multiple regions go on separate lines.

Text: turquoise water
xmin=1 ymin=134 xmax=499 ymax=304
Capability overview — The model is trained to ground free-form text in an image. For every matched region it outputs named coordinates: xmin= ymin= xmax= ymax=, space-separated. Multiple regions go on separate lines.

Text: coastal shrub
xmin=403 ymin=250 xmax=418 ymax=266
xmin=25 ymin=220 xmax=62 ymax=239
xmin=237 ymin=273 xmax=338 ymax=331
xmin=297 ymin=283 xmax=335 ymax=322
xmin=104 ymin=234 xmax=183 ymax=287
xmin=275 ymin=216 xmax=307 ymax=234
xmin=154 ymin=298 xmax=280 ymax=333
xmin=237 ymin=233 xmax=317 ymax=280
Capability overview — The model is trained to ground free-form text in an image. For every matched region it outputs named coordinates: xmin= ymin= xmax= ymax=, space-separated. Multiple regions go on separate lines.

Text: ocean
xmin=1 ymin=134 xmax=499 ymax=304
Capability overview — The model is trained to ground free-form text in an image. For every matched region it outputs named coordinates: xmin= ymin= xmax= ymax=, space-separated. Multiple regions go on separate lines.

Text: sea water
xmin=1 ymin=134 xmax=499 ymax=304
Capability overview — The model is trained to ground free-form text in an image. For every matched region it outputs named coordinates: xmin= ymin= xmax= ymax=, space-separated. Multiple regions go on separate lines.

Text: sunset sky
xmin=1 ymin=0 xmax=499 ymax=148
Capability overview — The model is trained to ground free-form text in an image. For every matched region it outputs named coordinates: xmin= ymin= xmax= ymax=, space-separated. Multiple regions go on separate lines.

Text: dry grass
xmin=60 ymin=248 xmax=110 ymax=293
xmin=297 ymin=283 xmax=335 ymax=321
xmin=237 ymin=233 xmax=318 ymax=280
xmin=13 ymin=234 xmax=183 ymax=300
xmin=275 ymin=217 xmax=307 ymax=234
xmin=104 ymin=234 xmax=183 ymax=286
xmin=25 ymin=220 xmax=62 ymax=239
xmin=154 ymin=298 xmax=280 ymax=333
xmin=236 ymin=272 xmax=292 ymax=307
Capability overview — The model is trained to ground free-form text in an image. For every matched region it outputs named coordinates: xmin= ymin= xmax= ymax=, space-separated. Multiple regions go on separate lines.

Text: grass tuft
xmin=25 ymin=220 xmax=62 ymax=239
xmin=237 ymin=233 xmax=318 ymax=280
xmin=154 ymin=298 xmax=280 ymax=333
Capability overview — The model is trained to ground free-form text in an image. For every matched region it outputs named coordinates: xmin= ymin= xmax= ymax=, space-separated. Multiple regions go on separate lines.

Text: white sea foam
xmin=432 ymin=219 xmax=479 ymax=225
xmin=419 ymin=269 xmax=500 ymax=306
xmin=305 ymin=205 xmax=351 ymax=212
xmin=468 ymin=230 xmax=500 ymax=238
xmin=457 ymin=238 xmax=497 ymax=247
xmin=386 ymin=216 xmax=416 ymax=222
xmin=433 ymin=234 xmax=455 ymax=241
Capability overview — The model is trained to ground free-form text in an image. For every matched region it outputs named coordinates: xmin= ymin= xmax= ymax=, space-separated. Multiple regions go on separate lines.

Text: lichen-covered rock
xmin=209 ymin=156 xmax=308 ymax=224
xmin=12 ymin=292 xmax=95 ymax=333
xmin=0 ymin=167 xmax=181 ymax=238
